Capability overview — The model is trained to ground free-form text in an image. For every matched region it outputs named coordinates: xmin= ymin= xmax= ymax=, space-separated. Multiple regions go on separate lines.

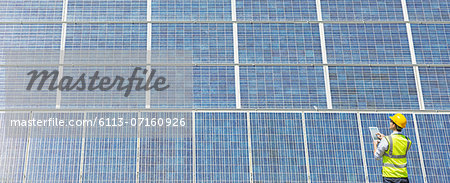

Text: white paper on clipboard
xmin=369 ymin=127 xmax=380 ymax=141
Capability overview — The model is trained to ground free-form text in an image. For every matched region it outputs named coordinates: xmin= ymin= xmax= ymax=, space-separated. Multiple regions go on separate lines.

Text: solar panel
xmin=325 ymin=24 xmax=411 ymax=64
xmin=250 ymin=112 xmax=307 ymax=182
xmin=82 ymin=112 xmax=137 ymax=182
xmin=139 ymin=112 xmax=192 ymax=182
xmin=152 ymin=0 xmax=231 ymax=21
xmin=192 ymin=66 xmax=235 ymax=109
xmin=321 ymin=0 xmax=404 ymax=21
xmin=406 ymin=0 xmax=450 ymax=21
xmin=67 ymin=0 xmax=147 ymax=21
xmin=238 ymin=23 xmax=322 ymax=64
xmin=25 ymin=112 xmax=83 ymax=182
xmin=411 ymin=24 xmax=450 ymax=64
xmin=416 ymin=114 xmax=450 ymax=182
xmin=195 ymin=112 xmax=249 ymax=182
xmin=151 ymin=24 xmax=234 ymax=64
xmin=305 ymin=113 xmax=365 ymax=182
xmin=0 ymin=113 xmax=29 ymax=183
xmin=329 ymin=66 xmax=419 ymax=109
xmin=4 ymin=66 xmax=58 ymax=109
xmin=236 ymin=0 xmax=317 ymax=21
xmin=0 ymin=0 xmax=62 ymax=22
xmin=360 ymin=113 xmax=423 ymax=183
xmin=65 ymin=24 xmax=147 ymax=52
xmin=0 ymin=24 xmax=61 ymax=65
xmin=419 ymin=67 xmax=450 ymax=110
xmin=240 ymin=66 xmax=327 ymax=109
xmin=60 ymin=66 xmax=146 ymax=109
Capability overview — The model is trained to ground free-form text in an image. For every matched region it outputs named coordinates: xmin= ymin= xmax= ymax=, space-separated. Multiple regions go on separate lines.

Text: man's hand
xmin=376 ymin=132 xmax=385 ymax=140
xmin=373 ymin=140 xmax=380 ymax=146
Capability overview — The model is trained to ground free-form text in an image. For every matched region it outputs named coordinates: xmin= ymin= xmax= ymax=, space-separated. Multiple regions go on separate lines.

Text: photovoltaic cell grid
xmin=360 ymin=113 xmax=423 ymax=183
xmin=152 ymin=0 xmax=231 ymax=21
xmin=25 ymin=113 xmax=83 ymax=183
xmin=0 ymin=0 xmax=62 ymax=22
xmin=411 ymin=24 xmax=450 ymax=64
xmin=60 ymin=66 xmax=146 ymax=109
xmin=82 ymin=112 xmax=137 ymax=182
xmin=4 ymin=66 xmax=58 ymax=109
xmin=236 ymin=0 xmax=317 ymax=21
xmin=0 ymin=113 xmax=29 ymax=183
xmin=416 ymin=114 xmax=450 ymax=182
xmin=320 ymin=0 xmax=404 ymax=21
xmin=0 ymin=24 xmax=61 ymax=65
xmin=240 ymin=66 xmax=327 ymax=109
xmin=193 ymin=66 xmax=236 ymax=109
xmin=238 ymin=24 xmax=322 ymax=64
xmin=195 ymin=112 xmax=249 ymax=182
xmin=65 ymin=24 xmax=147 ymax=52
xmin=407 ymin=0 xmax=450 ymax=21
xmin=419 ymin=67 xmax=450 ymax=110
xmin=329 ymin=66 xmax=419 ymax=110
xmin=325 ymin=24 xmax=411 ymax=64
xmin=151 ymin=24 xmax=234 ymax=64
xmin=250 ymin=112 xmax=307 ymax=182
xmin=305 ymin=113 xmax=365 ymax=182
xmin=139 ymin=112 xmax=192 ymax=182
xmin=67 ymin=0 xmax=147 ymax=21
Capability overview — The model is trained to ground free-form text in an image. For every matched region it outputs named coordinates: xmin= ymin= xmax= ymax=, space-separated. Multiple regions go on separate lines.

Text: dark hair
xmin=394 ymin=123 xmax=403 ymax=132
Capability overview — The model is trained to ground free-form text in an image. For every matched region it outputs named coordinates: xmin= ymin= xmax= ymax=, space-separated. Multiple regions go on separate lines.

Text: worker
xmin=373 ymin=113 xmax=412 ymax=183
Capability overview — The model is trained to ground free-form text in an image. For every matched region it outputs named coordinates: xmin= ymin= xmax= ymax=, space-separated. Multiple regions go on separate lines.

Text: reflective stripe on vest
xmin=382 ymin=134 xmax=411 ymax=178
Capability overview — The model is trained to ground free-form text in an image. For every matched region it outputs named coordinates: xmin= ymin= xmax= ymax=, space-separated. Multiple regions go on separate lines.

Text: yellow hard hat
xmin=389 ymin=113 xmax=407 ymax=128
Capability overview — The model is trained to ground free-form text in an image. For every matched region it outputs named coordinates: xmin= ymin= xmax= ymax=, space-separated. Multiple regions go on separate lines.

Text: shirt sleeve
xmin=374 ymin=137 xmax=389 ymax=160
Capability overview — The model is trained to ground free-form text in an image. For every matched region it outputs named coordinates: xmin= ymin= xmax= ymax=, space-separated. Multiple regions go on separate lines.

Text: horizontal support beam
xmin=1 ymin=21 xmax=449 ymax=24
xmin=2 ymin=108 xmax=450 ymax=114
xmin=2 ymin=63 xmax=450 ymax=67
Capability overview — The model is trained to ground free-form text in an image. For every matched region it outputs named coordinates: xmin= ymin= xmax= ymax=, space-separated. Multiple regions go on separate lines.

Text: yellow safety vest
xmin=382 ymin=134 xmax=412 ymax=178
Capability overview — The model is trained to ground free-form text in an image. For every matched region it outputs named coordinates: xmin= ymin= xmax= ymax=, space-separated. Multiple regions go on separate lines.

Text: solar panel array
xmin=1 ymin=0 xmax=449 ymax=182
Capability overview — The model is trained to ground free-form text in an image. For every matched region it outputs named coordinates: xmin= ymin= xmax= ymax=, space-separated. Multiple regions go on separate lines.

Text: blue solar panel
xmin=325 ymin=24 xmax=411 ymax=64
xmin=329 ymin=66 xmax=419 ymax=109
xmin=238 ymin=24 xmax=322 ymax=64
xmin=152 ymin=24 xmax=234 ymax=64
xmin=305 ymin=113 xmax=365 ymax=182
xmin=406 ymin=0 xmax=450 ymax=21
xmin=139 ymin=112 xmax=192 ymax=182
xmin=321 ymin=0 xmax=404 ymax=21
xmin=4 ymin=66 xmax=58 ymax=109
xmin=26 ymin=113 xmax=83 ymax=182
xmin=193 ymin=66 xmax=235 ymax=109
xmin=236 ymin=0 xmax=317 ymax=21
xmin=152 ymin=0 xmax=231 ymax=21
xmin=250 ymin=112 xmax=307 ymax=182
xmin=67 ymin=0 xmax=147 ymax=21
xmin=0 ymin=24 xmax=61 ymax=65
xmin=412 ymin=24 xmax=450 ymax=64
xmin=419 ymin=67 xmax=450 ymax=110
xmin=195 ymin=112 xmax=249 ymax=182
xmin=240 ymin=66 xmax=327 ymax=109
xmin=82 ymin=112 xmax=137 ymax=182
xmin=0 ymin=0 xmax=62 ymax=22
xmin=416 ymin=114 xmax=450 ymax=182
xmin=65 ymin=24 xmax=147 ymax=51
xmin=360 ymin=113 xmax=423 ymax=183
xmin=0 ymin=113 xmax=29 ymax=183
xmin=60 ymin=66 xmax=146 ymax=109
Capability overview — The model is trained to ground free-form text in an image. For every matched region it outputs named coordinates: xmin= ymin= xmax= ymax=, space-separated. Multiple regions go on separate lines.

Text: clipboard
xmin=369 ymin=127 xmax=380 ymax=141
